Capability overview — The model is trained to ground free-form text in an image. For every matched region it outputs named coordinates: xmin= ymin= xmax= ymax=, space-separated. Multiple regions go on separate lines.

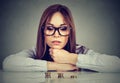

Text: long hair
xmin=36 ymin=4 xmax=76 ymax=59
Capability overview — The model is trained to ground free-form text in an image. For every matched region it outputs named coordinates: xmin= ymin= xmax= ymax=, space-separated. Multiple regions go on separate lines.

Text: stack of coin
xmin=58 ymin=73 xmax=64 ymax=78
xmin=70 ymin=75 xmax=77 ymax=78
xmin=45 ymin=72 xmax=51 ymax=78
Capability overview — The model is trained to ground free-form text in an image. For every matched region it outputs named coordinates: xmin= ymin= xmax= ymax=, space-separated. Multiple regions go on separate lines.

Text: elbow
xmin=2 ymin=55 xmax=18 ymax=71
xmin=3 ymin=57 xmax=11 ymax=71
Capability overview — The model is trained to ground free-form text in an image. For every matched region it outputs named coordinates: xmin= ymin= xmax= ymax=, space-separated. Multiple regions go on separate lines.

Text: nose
xmin=53 ymin=30 xmax=60 ymax=37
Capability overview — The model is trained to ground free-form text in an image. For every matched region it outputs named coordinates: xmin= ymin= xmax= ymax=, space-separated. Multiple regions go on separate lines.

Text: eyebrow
xmin=46 ymin=23 xmax=67 ymax=26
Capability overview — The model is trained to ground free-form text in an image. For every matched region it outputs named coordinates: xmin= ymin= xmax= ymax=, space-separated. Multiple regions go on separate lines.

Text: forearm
xmin=47 ymin=61 xmax=78 ymax=71
xmin=76 ymin=50 xmax=120 ymax=72
xmin=3 ymin=52 xmax=47 ymax=71
xmin=47 ymin=61 xmax=57 ymax=70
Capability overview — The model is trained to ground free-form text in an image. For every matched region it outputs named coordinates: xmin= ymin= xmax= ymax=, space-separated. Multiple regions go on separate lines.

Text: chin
xmin=52 ymin=46 xmax=63 ymax=49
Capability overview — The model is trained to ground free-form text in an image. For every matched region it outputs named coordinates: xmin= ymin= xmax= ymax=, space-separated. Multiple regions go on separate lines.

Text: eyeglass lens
xmin=44 ymin=26 xmax=70 ymax=36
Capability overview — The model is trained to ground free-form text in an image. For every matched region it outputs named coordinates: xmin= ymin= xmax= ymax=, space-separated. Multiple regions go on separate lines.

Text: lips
xmin=52 ymin=41 xmax=61 ymax=45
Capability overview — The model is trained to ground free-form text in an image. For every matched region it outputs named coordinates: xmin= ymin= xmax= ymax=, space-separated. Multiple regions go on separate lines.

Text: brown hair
xmin=36 ymin=4 xmax=76 ymax=59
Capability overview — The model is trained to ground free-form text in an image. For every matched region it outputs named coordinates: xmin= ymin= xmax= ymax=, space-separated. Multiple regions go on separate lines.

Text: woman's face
xmin=45 ymin=12 xmax=69 ymax=49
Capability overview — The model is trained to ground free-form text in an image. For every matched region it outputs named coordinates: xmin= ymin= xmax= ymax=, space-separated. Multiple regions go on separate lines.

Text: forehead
xmin=50 ymin=12 xmax=65 ymax=24
xmin=46 ymin=12 xmax=67 ymax=26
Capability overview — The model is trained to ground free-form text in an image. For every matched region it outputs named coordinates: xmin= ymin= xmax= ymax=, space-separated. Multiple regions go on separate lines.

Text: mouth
xmin=52 ymin=41 xmax=61 ymax=45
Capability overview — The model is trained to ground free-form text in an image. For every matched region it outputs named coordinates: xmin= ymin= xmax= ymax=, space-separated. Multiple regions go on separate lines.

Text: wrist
xmin=47 ymin=61 xmax=57 ymax=71
xmin=70 ymin=53 xmax=78 ymax=65
xmin=47 ymin=62 xmax=63 ymax=71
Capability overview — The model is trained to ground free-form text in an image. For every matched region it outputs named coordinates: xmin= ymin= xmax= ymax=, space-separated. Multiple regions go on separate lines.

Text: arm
xmin=76 ymin=50 xmax=120 ymax=72
xmin=47 ymin=61 xmax=78 ymax=71
xmin=49 ymin=48 xmax=120 ymax=72
xmin=3 ymin=48 xmax=47 ymax=71
xmin=3 ymin=48 xmax=77 ymax=71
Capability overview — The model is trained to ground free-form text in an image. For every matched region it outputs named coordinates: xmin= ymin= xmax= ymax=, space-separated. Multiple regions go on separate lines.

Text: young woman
xmin=3 ymin=4 xmax=120 ymax=72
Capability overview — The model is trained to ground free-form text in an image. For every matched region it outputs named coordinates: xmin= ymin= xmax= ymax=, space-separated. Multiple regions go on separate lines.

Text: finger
xmin=73 ymin=66 xmax=79 ymax=70
xmin=49 ymin=48 xmax=55 ymax=58
xmin=49 ymin=48 xmax=53 ymax=54
xmin=49 ymin=51 xmax=52 ymax=55
xmin=49 ymin=48 xmax=53 ymax=52
xmin=51 ymin=53 xmax=55 ymax=59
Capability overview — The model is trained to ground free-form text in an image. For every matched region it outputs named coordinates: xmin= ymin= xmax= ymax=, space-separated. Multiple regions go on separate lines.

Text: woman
xmin=3 ymin=4 xmax=120 ymax=72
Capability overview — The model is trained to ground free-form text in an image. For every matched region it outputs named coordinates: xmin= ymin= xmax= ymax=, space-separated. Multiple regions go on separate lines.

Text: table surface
xmin=0 ymin=70 xmax=120 ymax=83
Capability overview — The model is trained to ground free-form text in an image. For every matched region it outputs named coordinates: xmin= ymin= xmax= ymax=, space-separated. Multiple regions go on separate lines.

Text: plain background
xmin=0 ymin=0 xmax=120 ymax=69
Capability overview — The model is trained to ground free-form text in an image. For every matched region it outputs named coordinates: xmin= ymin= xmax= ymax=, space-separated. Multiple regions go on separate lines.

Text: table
xmin=0 ymin=70 xmax=120 ymax=83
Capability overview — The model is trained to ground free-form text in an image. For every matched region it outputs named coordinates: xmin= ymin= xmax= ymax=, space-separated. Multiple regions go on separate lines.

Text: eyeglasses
xmin=44 ymin=25 xmax=71 ymax=36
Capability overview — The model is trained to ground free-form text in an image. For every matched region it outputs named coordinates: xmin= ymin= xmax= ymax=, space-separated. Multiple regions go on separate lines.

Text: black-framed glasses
xmin=44 ymin=25 xmax=71 ymax=36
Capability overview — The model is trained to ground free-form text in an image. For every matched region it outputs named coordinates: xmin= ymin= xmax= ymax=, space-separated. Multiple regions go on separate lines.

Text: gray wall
xmin=0 ymin=0 xmax=120 ymax=69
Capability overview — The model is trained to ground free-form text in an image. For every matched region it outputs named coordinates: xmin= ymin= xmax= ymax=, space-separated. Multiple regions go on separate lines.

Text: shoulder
xmin=76 ymin=44 xmax=89 ymax=54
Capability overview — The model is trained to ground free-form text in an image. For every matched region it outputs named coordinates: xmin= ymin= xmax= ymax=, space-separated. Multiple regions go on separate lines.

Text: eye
xmin=60 ymin=26 xmax=68 ymax=31
xmin=46 ymin=26 xmax=54 ymax=31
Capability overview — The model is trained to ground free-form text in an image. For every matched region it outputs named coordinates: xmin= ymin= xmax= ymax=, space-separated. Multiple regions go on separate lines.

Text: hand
xmin=56 ymin=63 xmax=78 ymax=71
xmin=49 ymin=48 xmax=78 ymax=65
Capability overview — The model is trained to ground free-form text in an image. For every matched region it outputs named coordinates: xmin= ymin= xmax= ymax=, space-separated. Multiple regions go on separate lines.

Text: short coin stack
xmin=45 ymin=72 xmax=51 ymax=78
xmin=58 ymin=73 xmax=64 ymax=78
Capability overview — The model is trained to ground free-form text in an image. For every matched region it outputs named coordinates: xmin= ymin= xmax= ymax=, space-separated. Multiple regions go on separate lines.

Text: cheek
xmin=62 ymin=37 xmax=69 ymax=45
xmin=45 ymin=36 xmax=51 ymax=45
